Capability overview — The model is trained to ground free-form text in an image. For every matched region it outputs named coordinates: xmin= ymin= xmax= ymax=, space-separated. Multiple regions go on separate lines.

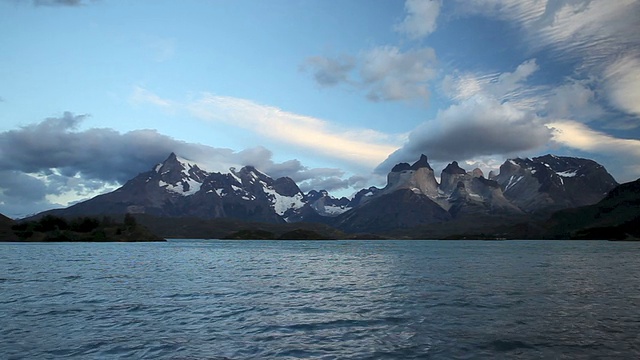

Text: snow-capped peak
xmin=153 ymin=153 xmax=211 ymax=197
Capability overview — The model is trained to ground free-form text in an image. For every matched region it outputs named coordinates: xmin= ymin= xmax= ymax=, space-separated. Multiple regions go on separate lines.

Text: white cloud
xmin=547 ymin=120 xmax=640 ymax=157
xmin=361 ymin=46 xmax=437 ymax=102
xmin=395 ymin=0 xmax=442 ymax=39
xmin=544 ymin=79 xmax=602 ymax=121
xmin=303 ymin=46 xmax=437 ymax=103
xmin=444 ymin=59 xmax=541 ymax=107
xmin=547 ymin=120 xmax=640 ymax=181
xmin=187 ymin=94 xmax=403 ymax=169
xmin=603 ymin=55 xmax=640 ymax=119
xmin=442 ymin=59 xmax=612 ymax=125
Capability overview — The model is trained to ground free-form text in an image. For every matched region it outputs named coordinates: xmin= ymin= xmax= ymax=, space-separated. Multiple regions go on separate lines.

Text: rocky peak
xmin=493 ymin=155 xmax=618 ymax=212
xmin=155 ymin=152 xmax=183 ymax=176
xmin=442 ymin=161 xmax=466 ymax=175
xmin=440 ymin=161 xmax=470 ymax=195
xmin=411 ymin=154 xmax=433 ymax=171
xmin=391 ymin=162 xmax=412 ymax=172
xmin=232 ymin=165 xmax=272 ymax=187
xmin=385 ymin=154 xmax=439 ymax=198
xmin=273 ymin=177 xmax=302 ymax=197
xmin=471 ymin=168 xmax=484 ymax=178
xmin=350 ymin=186 xmax=381 ymax=207
xmin=390 ymin=154 xmax=433 ymax=173
xmin=150 ymin=153 xmax=210 ymax=196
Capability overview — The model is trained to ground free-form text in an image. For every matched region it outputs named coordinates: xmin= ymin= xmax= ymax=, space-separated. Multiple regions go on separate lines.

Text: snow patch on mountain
xmin=176 ymin=155 xmax=207 ymax=173
xmin=263 ymin=187 xmax=305 ymax=215
xmin=322 ymin=204 xmax=352 ymax=216
xmin=159 ymin=179 xmax=201 ymax=196
xmin=557 ymin=170 xmax=578 ymax=178
xmin=505 ymin=175 xmax=523 ymax=191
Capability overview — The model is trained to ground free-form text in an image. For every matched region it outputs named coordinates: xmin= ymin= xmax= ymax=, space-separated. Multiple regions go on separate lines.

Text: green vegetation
xmin=9 ymin=214 xmax=164 ymax=242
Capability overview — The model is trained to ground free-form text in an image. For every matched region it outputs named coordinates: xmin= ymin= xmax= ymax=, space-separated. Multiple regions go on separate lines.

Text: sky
xmin=1 ymin=0 xmax=639 ymax=218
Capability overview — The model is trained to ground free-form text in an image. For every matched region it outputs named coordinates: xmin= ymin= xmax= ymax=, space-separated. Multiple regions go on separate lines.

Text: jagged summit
xmin=411 ymin=154 xmax=433 ymax=171
xmin=385 ymin=154 xmax=439 ymax=198
xmin=391 ymin=154 xmax=433 ymax=172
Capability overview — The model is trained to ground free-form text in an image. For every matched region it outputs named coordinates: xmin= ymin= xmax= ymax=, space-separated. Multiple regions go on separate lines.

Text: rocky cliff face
xmin=337 ymin=155 xmax=523 ymax=231
xmin=384 ymin=155 xmax=440 ymax=198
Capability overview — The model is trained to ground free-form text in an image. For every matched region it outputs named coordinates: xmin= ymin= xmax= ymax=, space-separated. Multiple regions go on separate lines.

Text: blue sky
xmin=1 ymin=0 xmax=639 ymax=218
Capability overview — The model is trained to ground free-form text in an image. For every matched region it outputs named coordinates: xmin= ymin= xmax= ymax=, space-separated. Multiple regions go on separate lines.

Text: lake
xmin=1 ymin=240 xmax=639 ymax=359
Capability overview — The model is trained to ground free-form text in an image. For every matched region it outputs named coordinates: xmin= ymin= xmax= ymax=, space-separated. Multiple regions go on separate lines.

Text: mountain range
xmin=20 ymin=151 xmax=631 ymax=239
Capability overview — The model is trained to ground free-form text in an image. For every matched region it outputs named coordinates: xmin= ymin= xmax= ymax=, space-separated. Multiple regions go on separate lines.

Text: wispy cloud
xmin=603 ymin=55 xmax=640 ymax=120
xmin=529 ymin=0 xmax=639 ymax=67
xmin=443 ymin=59 xmax=542 ymax=108
xmin=130 ymin=86 xmax=175 ymax=109
xmin=457 ymin=0 xmax=640 ymax=98
xmin=548 ymin=120 xmax=640 ymax=158
xmin=547 ymin=120 xmax=640 ymax=182
xmin=187 ymin=94 xmax=403 ymax=168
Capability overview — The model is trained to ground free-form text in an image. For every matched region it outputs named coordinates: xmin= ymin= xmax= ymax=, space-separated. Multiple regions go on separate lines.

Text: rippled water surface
xmin=1 ymin=240 xmax=639 ymax=359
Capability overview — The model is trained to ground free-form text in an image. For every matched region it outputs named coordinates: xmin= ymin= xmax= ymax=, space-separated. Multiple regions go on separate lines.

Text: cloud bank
xmin=0 ymin=112 xmax=373 ymax=217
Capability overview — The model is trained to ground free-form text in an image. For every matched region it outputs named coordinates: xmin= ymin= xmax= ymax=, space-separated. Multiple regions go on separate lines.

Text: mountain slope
xmin=37 ymin=153 xmax=305 ymax=223
xmin=546 ymin=178 xmax=640 ymax=240
xmin=335 ymin=189 xmax=452 ymax=233
xmin=0 ymin=213 xmax=18 ymax=241
xmin=491 ymin=155 xmax=618 ymax=213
